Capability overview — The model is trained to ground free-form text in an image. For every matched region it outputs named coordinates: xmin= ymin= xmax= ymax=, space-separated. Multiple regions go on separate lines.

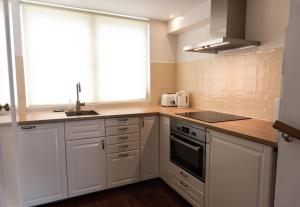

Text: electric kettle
xmin=175 ymin=91 xmax=189 ymax=108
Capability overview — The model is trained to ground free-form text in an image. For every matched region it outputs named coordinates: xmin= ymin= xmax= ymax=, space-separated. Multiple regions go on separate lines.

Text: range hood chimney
xmin=183 ymin=0 xmax=260 ymax=54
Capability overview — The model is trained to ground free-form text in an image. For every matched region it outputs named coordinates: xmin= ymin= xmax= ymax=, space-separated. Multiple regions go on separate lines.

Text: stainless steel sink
xmin=65 ymin=110 xmax=99 ymax=117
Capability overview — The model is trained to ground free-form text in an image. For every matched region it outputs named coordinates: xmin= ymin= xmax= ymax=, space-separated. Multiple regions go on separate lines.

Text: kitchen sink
xmin=65 ymin=110 xmax=99 ymax=117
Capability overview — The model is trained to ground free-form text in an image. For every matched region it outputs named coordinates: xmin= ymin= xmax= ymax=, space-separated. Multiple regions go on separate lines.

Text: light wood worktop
xmin=0 ymin=106 xmax=278 ymax=147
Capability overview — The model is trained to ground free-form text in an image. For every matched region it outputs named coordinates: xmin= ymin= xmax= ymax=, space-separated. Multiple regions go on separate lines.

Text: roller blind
xmin=0 ymin=1 xmax=10 ymax=105
xmin=22 ymin=4 xmax=149 ymax=106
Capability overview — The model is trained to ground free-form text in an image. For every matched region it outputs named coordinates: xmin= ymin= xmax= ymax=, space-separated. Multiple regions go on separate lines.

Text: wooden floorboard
xmin=39 ymin=179 xmax=192 ymax=207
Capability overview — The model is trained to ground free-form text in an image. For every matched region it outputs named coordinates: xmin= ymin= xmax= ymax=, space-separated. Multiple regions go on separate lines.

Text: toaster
xmin=161 ymin=93 xmax=177 ymax=107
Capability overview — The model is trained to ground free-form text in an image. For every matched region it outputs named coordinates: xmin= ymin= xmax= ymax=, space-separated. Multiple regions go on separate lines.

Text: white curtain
xmin=21 ymin=4 xmax=149 ymax=106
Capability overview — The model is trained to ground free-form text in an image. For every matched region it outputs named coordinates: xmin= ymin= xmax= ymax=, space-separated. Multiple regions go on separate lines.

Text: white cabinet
xmin=140 ymin=116 xmax=159 ymax=181
xmin=105 ymin=116 xmax=141 ymax=188
xmin=105 ymin=117 xmax=139 ymax=127
xmin=65 ymin=119 xmax=105 ymax=141
xmin=207 ymin=130 xmax=274 ymax=207
xmin=169 ymin=163 xmax=205 ymax=207
xmin=107 ymin=150 xmax=140 ymax=188
xmin=18 ymin=123 xmax=67 ymax=207
xmin=159 ymin=116 xmax=170 ymax=183
xmin=66 ymin=137 xmax=106 ymax=197
xmin=106 ymin=124 xmax=139 ymax=136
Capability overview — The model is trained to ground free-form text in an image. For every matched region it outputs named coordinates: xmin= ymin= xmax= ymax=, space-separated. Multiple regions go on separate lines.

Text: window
xmin=0 ymin=1 xmax=10 ymax=105
xmin=21 ymin=4 xmax=149 ymax=106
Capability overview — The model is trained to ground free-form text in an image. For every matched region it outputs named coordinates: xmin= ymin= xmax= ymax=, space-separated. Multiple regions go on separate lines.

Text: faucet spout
xmin=75 ymin=82 xmax=85 ymax=112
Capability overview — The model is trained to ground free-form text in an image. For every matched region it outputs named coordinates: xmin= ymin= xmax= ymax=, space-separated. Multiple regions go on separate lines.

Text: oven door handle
xmin=170 ymin=136 xmax=201 ymax=151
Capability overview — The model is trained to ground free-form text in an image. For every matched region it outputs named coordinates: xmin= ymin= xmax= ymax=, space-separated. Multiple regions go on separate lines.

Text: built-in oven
xmin=170 ymin=119 xmax=207 ymax=182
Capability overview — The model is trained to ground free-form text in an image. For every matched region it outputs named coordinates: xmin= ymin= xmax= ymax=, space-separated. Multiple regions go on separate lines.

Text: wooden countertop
xmin=0 ymin=106 xmax=278 ymax=147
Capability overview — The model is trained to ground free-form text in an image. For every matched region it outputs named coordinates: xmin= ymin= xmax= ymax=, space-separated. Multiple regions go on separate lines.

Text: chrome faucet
xmin=76 ymin=82 xmax=85 ymax=112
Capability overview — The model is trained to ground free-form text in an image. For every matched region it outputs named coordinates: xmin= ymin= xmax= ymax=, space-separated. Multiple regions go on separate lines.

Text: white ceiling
xmin=32 ymin=0 xmax=206 ymax=21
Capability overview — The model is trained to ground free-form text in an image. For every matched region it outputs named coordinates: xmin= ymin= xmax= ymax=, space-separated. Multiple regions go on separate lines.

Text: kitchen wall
xmin=175 ymin=0 xmax=289 ymax=121
xmin=177 ymin=48 xmax=283 ymax=120
xmin=11 ymin=8 xmax=177 ymax=110
xmin=149 ymin=20 xmax=177 ymax=105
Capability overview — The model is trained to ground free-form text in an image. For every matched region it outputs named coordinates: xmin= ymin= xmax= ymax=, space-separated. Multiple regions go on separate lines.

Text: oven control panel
xmin=171 ymin=119 xmax=207 ymax=142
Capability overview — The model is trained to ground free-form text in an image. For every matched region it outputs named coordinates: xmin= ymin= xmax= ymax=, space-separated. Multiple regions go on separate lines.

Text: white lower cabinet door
xmin=207 ymin=130 xmax=274 ymax=207
xmin=18 ymin=123 xmax=67 ymax=207
xmin=66 ymin=137 xmax=106 ymax=197
xmin=159 ymin=116 xmax=170 ymax=183
xmin=140 ymin=116 xmax=159 ymax=181
xmin=107 ymin=150 xmax=140 ymax=188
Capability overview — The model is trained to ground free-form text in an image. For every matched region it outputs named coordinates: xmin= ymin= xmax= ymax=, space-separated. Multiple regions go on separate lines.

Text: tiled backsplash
xmin=15 ymin=49 xmax=281 ymax=122
xmin=150 ymin=63 xmax=176 ymax=105
xmin=176 ymin=48 xmax=283 ymax=121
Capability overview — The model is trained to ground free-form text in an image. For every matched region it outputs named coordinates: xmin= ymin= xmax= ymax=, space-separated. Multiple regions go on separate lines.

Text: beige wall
xmin=175 ymin=0 xmax=290 ymax=62
xmin=149 ymin=21 xmax=177 ymax=104
xmin=150 ymin=63 xmax=176 ymax=105
xmin=14 ymin=18 xmax=176 ymax=111
xmin=12 ymin=0 xmax=286 ymax=122
xmin=150 ymin=20 xmax=177 ymax=63
xmin=174 ymin=0 xmax=288 ymax=121
xmin=176 ymin=48 xmax=283 ymax=121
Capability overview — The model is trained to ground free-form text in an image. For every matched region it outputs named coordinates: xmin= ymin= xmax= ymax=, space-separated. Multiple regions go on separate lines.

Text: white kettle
xmin=175 ymin=91 xmax=189 ymax=108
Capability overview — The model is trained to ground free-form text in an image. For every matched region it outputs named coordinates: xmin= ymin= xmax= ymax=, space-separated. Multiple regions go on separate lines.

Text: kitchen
xmin=0 ymin=0 xmax=299 ymax=207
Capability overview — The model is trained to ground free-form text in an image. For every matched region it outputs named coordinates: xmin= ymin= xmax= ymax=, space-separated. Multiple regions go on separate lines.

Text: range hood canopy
xmin=183 ymin=0 xmax=260 ymax=54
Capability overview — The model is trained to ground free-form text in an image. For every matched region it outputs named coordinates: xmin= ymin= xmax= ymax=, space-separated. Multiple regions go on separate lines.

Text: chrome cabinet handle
xmin=118 ymin=144 xmax=129 ymax=149
xmin=118 ymin=127 xmax=128 ymax=131
xmin=140 ymin=116 xmax=144 ymax=128
xmin=118 ymin=118 xmax=128 ymax=122
xmin=118 ymin=136 xmax=129 ymax=140
xmin=180 ymin=171 xmax=189 ymax=178
xmin=180 ymin=180 xmax=189 ymax=188
xmin=21 ymin=126 xmax=36 ymax=130
xmin=101 ymin=139 xmax=105 ymax=150
xmin=118 ymin=153 xmax=129 ymax=157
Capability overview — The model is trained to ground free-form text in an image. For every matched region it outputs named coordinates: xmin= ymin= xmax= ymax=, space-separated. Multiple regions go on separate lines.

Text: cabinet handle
xmin=118 ymin=127 xmax=128 ymax=131
xmin=118 ymin=144 xmax=129 ymax=149
xmin=118 ymin=153 xmax=129 ymax=157
xmin=180 ymin=171 xmax=189 ymax=178
xmin=118 ymin=118 xmax=128 ymax=122
xmin=180 ymin=180 xmax=189 ymax=188
xmin=101 ymin=139 xmax=105 ymax=150
xmin=140 ymin=117 xmax=144 ymax=128
xmin=21 ymin=126 xmax=36 ymax=130
xmin=118 ymin=136 xmax=129 ymax=140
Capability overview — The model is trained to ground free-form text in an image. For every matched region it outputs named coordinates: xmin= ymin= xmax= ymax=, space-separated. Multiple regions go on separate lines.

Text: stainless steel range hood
xmin=183 ymin=0 xmax=260 ymax=54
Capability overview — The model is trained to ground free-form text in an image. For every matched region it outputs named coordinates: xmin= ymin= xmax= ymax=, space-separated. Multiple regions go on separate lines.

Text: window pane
xmin=22 ymin=4 xmax=149 ymax=106
xmin=95 ymin=16 xmax=149 ymax=102
xmin=0 ymin=1 xmax=10 ymax=105
xmin=22 ymin=5 xmax=95 ymax=106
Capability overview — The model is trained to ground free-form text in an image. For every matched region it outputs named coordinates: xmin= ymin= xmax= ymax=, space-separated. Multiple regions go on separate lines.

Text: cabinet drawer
xmin=106 ymin=150 xmax=140 ymax=188
xmin=65 ymin=120 xmax=105 ymax=140
xmin=105 ymin=117 xmax=139 ymax=127
xmin=106 ymin=142 xmax=139 ymax=154
xmin=169 ymin=171 xmax=204 ymax=207
xmin=106 ymin=133 xmax=140 ymax=145
xmin=106 ymin=125 xmax=139 ymax=136
xmin=169 ymin=163 xmax=204 ymax=192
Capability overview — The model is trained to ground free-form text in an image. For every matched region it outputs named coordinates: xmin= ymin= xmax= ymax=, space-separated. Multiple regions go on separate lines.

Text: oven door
xmin=170 ymin=133 xmax=205 ymax=182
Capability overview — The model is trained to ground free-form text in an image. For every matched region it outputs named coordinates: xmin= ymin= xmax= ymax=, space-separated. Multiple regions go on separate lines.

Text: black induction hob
xmin=176 ymin=111 xmax=250 ymax=123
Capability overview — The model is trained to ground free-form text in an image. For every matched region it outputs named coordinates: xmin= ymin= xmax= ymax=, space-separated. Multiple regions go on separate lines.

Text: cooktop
xmin=176 ymin=111 xmax=250 ymax=123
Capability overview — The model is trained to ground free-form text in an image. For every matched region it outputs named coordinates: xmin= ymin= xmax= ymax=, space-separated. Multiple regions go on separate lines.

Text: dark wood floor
xmin=40 ymin=179 xmax=192 ymax=207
